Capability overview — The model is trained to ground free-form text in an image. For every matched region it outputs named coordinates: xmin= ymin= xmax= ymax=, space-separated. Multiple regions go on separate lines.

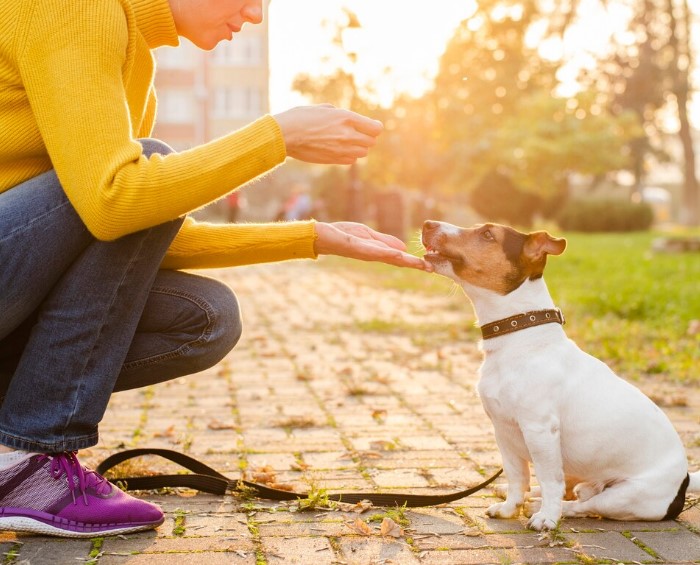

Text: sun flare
xmin=268 ymin=0 xmax=478 ymax=111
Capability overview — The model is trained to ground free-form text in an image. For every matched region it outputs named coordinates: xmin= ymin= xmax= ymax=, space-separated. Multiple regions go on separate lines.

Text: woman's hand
xmin=273 ymin=105 xmax=383 ymax=165
xmin=314 ymin=222 xmax=433 ymax=272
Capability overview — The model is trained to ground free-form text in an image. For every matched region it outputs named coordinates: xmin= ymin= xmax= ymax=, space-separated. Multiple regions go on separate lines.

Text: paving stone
xmin=564 ymin=531 xmax=657 ymax=562
xmin=337 ymin=537 xmax=421 ymax=564
xmin=413 ymin=532 xmax=518 ymax=551
xmin=181 ymin=512 xmax=253 ymax=538
xmin=257 ymin=520 xmax=347 ymax=537
xmin=100 ymin=535 xmax=253 ymax=554
xmin=262 ymin=535 xmax=336 ymax=564
xmin=372 ymin=469 xmax=432 ymax=488
xmin=99 ymin=551 xmax=256 ymax=564
xmin=419 ymin=548 xmax=520 ymax=564
xmin=12 ymin=538 xmax=92 ymax=564
xmin=630 ymin=528 xmax=700 ymax=562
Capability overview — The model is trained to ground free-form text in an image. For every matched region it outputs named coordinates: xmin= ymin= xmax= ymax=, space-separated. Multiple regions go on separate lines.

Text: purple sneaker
xmin=0 ymin=452 xmax=163 ymax=537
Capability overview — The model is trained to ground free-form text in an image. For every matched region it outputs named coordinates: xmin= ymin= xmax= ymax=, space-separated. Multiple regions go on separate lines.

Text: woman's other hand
xmin=273 ymin=105 xmax=383 ymax=165
xmin=314 ymin=222 xmax=433 ymax=272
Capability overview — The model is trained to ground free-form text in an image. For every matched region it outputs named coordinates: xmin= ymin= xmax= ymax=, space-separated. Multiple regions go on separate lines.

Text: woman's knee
xmin=200 ymin=276 xmax=243 ymax=361
xmin=117 ymin=272 xmax=242 ymax=391
xmin=154 ymin=271 xmax=242 ymax=367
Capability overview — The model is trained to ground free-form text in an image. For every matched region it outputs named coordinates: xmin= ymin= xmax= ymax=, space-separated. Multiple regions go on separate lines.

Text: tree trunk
xmin=668 ymin=0 xmax=699 ymax=225
xmin=676 ymin=88 xmax=699 ymax=225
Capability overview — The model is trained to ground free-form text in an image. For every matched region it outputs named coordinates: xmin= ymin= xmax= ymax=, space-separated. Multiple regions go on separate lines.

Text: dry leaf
xmin=250 ymin=465 xmax=277 ymax=485
xmin=153 ymin=425 xmax=175 ymax=438
xmin=380 ymin=517 xmax=403 ymax=538
xmin=252 ymin=472 xmax=276 ymax=484
xmin=369 ymin=440 xmax=397 ymax=452
xmin=351 ymin=500 xmax=373 ymax=513
xmin=207 ymin=419 xmax=237 ymax=430
xmin=348 ymin=518 xmax=373 ymax=536
xmin=290 ymin=461 xmax=311 ymax=472
xmin=268 ymin=482 xmax=295 ymax=492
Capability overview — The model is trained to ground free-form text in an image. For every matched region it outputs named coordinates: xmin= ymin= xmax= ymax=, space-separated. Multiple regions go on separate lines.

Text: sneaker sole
xmin=0 ymin=514 xmax=164 ymax=538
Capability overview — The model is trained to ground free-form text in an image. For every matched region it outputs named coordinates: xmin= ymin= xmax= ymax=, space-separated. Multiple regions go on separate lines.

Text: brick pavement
xmin=3 ymin=261 xmax=699 ymax=564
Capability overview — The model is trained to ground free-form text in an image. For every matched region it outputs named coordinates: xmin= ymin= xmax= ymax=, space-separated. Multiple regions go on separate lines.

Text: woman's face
xmin=169 ymin=0 xmax=264 ymax=50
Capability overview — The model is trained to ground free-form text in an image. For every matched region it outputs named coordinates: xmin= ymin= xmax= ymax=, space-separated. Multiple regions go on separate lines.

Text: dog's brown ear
xmin=524 ymin=231 xmax=567 ymax=262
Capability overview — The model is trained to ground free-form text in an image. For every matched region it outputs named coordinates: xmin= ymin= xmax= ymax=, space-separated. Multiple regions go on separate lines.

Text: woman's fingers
xmin=273 ymin=105 xmax=383 ymax=165
xmin=314 ymin=222 xmax=433 ymax=272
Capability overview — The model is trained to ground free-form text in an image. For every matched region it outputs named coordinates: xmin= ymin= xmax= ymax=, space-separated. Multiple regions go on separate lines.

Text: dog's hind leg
xmin=561 ymin=480 xmax=672 ymax=521
xmin=572 ymin=481 xmax=605 ymax=502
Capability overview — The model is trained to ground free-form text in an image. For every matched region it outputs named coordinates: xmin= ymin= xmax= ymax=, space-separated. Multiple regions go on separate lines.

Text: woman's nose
xmin=242 ymin=1 xmax=263 ymax=24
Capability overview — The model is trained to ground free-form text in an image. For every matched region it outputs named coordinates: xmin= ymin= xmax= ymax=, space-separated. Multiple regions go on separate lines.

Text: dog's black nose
xmin=422 ymin=220 xmax=440 ymax=234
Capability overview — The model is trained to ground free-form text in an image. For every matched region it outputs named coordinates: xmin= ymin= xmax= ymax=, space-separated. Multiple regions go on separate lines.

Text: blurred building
xmin=152 ymin=3 xmax=270 ymax=150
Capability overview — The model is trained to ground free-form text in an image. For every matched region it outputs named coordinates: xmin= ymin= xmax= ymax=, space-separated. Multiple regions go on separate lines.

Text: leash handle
xmin=96 ymin=448 xmax=502 ymax=507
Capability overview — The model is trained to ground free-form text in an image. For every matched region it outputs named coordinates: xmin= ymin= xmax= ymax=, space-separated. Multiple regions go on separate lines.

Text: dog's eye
xmin=482 ymin=230 xmax=494 ymax=241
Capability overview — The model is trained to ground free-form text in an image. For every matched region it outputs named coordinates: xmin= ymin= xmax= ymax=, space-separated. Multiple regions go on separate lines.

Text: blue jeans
xmin=0 ymin=140 xmax=242 ymax=453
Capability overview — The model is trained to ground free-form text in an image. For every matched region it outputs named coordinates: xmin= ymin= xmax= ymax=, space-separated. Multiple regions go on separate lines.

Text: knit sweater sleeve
xmin=162 ymin=217 xmax=319 ymax=270
xmin=16 ymin=0 xmax=286 ymax=241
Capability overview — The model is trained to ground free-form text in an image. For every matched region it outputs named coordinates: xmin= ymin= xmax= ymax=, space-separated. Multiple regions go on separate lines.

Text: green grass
xmin=319 ymin=229 xmax=700 ymax=384
xmin=545 ymin=231 xmax=700 ymax=383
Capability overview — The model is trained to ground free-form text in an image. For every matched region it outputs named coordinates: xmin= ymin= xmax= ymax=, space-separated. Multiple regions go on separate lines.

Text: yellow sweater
xmin=0 ymin=0 xmax=317 ymax=269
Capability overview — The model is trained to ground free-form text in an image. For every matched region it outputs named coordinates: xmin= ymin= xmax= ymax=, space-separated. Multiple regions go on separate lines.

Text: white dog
xmin=421 ymin=220 xmax=700 ymax=531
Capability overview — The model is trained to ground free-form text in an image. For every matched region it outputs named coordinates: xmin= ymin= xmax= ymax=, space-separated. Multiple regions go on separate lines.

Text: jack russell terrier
xmin=421 ymin=220 xmax=700 ymax=531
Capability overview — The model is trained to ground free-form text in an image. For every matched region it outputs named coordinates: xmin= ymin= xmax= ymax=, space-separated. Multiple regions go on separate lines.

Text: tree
xmin=580 ymin=0 xmax=698 ymax=224
xmin=666 ymin=0 xmax=698 ymax=225
xmin=426 ymin=0 xmax=640 ymax=223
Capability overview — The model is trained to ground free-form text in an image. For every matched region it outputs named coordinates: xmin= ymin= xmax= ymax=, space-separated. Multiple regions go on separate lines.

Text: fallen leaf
xmin=380 ymin=517 xmax=403 ymax=538
xmin=369 ymin=440 xmax=398 ymax=452
xmin=351 ymin=500 xmax=373 ymax=513
xmin=250 ymin=465 xmax=277 ymax=485
xmin=358 ymin=450 xmax=383 ymax=460
xmin=207 ymin=419 xmax=237 ymax=430
xmin=268 ymin=482 xmax=295 ymax=492
xmin=348 ymin=518 xmax=373 ymax=536
xmin=153 ymin=425 xmax=175 ymax=438
xmin=290 ymin=461 xmax=311 ymax=472
xmin=252 ymin=472 xmax=276 ymax=484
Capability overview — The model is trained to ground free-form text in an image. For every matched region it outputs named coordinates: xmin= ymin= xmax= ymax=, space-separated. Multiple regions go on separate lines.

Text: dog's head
xmin=421 ymin=221 xmax=566 ymax=295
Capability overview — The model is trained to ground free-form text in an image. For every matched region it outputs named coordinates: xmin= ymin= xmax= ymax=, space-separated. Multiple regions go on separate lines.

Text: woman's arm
xmin=161 ymin=219 xmax=431 ymax=272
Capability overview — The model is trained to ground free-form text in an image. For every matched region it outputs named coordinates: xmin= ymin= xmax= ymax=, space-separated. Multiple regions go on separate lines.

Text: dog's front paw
xmin=486 ymin=501 xmax=520 ymax=519
xmin=527 ymin=511 xmax=559 ymax=531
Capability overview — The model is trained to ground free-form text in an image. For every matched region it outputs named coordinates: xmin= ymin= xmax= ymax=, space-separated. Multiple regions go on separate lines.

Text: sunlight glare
xmin=268 ymin=0 xmax=478 ymax=111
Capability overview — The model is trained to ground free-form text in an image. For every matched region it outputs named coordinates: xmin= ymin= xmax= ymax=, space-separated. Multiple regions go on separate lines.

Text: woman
xmin=0 ymin=0 xmax=431 ymax=537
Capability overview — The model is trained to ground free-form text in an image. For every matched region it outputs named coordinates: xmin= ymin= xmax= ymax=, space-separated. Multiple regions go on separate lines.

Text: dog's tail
xmin=689 ymin=471 xmax=700 ymax=494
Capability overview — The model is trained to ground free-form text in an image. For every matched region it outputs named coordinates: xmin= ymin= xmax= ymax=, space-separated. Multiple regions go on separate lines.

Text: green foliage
xmin=557 ymin=198 xmax=653 ymax=232
xmin=427 ymin=3 xmax=641 ymax=213
xmin=530 ymin=231 xmax=700 ymax=382
xmin=485 ymin=93 xmax=641 ymax=197
xmin=290 ymin=0 xmax=694 ymax=225
xmin=297 ymin=482 xmax=336 ymax=511
xmin=368 ymin=504 xmax=410 ymax=527
xmin=470 ymin=169 xmax=563 ymax=226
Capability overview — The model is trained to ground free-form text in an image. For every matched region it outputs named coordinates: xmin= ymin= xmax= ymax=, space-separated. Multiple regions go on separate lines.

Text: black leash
xmin=96 ymin=448 xmax=502 ymax=507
